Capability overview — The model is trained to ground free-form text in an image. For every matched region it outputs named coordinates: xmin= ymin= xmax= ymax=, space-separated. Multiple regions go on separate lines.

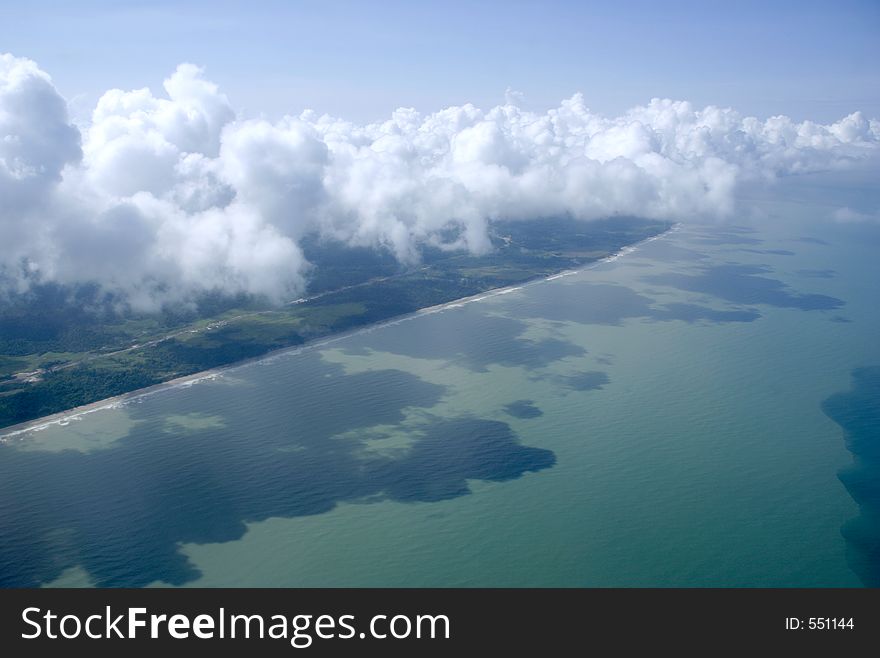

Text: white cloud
xmin=84 ymin=63 xmax=234 ymax=197
xmin=1 ymin=54 xmax=82 ymax=281
xmin=1 ymin=54 xmax=878 ymax=308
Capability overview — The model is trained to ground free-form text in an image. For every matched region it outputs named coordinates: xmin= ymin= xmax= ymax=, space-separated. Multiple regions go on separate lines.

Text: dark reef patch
xmin=822 ymin=367 xmax=880 ymax=587
xmin=368 ymin=417 xmax=555 ymax=503
xmin=644 ymin=263 xmax=844 ymax=311
xmin=0 ymin=353 xmax=555 ymax=587
xmin=503 ymin=400 xmax=543 ymax=419
xmin=516 ymin=283 xmax=656 ymax=325
xmin=797 ymin=269 xmax=836 ymax=279
xmin=515 ymin=282 xmax=762 ymax=327
xmin=741 ymin=248 xmax=796 ymax=256
xmin=345 ymin=309 xmax=585 ymax=372
xmin=651 ymin=303 xmax=761 ymax=324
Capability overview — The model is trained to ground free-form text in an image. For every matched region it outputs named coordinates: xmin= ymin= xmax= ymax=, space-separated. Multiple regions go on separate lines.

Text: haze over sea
xmin=1 ymin=190 xmax=878 ymax=588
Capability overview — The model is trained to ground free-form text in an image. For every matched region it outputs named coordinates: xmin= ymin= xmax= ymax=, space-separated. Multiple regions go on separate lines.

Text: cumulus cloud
xmin=1 ymin=53 xmax=878 ymax=308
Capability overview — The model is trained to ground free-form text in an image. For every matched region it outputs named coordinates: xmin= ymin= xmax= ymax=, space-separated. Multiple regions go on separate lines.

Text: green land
xmin=0 ymin=217 xmax=671 ymax=431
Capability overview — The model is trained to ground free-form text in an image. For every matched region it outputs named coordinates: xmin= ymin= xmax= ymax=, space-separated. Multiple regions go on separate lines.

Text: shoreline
xmin=0 ymin=224 xmax=678 ymax=442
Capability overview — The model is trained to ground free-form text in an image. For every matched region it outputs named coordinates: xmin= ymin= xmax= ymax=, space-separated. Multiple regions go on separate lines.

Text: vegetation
xmin=0 ymin=217 xmax=671 ymax=430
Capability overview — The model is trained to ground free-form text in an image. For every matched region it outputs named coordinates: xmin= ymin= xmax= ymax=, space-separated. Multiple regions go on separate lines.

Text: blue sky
xmin=2 ymin=0 xmax=878 ymax=122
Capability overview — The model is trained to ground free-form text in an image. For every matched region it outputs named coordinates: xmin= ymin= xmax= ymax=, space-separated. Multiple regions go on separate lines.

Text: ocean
xmin=1 ymin=207 xmax=878 ymax=588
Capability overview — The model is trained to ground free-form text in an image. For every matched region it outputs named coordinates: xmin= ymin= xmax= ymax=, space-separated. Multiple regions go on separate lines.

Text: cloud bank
xmin=2 ymin=53 xmax=878 ymax=308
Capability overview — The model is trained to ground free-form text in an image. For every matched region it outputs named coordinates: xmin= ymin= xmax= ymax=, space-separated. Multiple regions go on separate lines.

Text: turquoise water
xmin=1 ymin=214 xmax=878 ymax=587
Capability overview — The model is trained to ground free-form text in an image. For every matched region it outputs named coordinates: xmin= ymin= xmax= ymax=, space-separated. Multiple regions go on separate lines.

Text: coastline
xmin=0 ymin=224 xmax=678 ymax=442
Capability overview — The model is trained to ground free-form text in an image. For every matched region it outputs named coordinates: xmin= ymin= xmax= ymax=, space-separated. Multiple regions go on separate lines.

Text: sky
xmin=1 ymin=0 xmax=879 ymax=308
xmin=2 ymin=0 xmax=878 ymax=124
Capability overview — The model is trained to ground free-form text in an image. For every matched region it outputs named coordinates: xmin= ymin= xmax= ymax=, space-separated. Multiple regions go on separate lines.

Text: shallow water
xmin=1 ymin=215 xmax=878 ymax=587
